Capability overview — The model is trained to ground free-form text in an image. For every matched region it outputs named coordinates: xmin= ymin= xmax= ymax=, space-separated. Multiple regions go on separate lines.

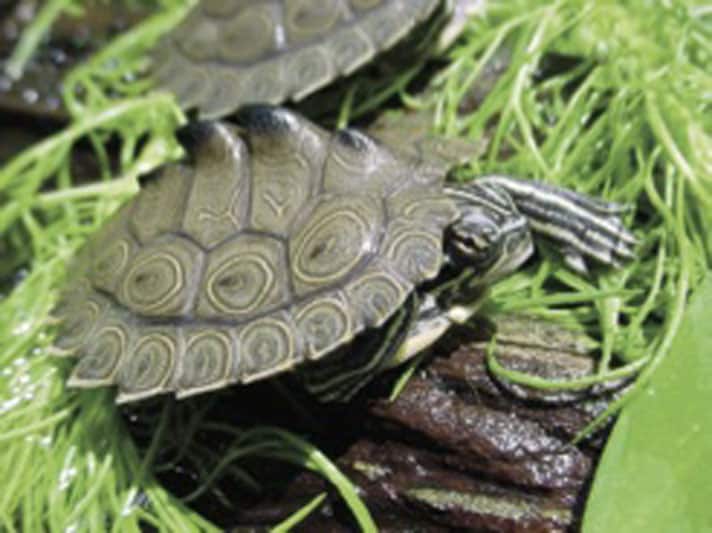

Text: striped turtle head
xmin=446 ymin=175 xmax=637 ymax=281
xmin=446 ymin=182 xmax=533 ymax=284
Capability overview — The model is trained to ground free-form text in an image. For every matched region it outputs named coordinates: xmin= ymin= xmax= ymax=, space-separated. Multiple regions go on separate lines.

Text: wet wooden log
xmin=125 ymin=314 xmax=624 ymax=532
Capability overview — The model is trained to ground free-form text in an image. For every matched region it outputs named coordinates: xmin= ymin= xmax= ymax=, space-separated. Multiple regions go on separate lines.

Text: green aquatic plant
xmin=0 ymin=0 xmax=709 ymax=530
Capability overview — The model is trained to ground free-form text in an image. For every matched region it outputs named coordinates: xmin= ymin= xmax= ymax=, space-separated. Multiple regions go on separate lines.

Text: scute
xmin=387 ymin=188 xmax=460 ymax=231
xmin=117 ymin=236 xmax=203 ymax=318
xmin=196 ymin=234 xmax=289 ymax=320
xmin=151 ymin=0 xmax=441 ymax=119
xmin=116 ymin=327 xmax=180 ymax=403
xmin=68 ymin=325 xmax=127 ymax=386
xmin=180 ymin=122 xmax=251 ymax=249
xmin=357 ymin=0 xmax=410 ymax=49
xmin=294 ymin=293 xmax=353 ymax=360
xmin=327 ymin=25 xmax=374 ymax=74
xmin=55 ymin=106 xmax=457 ymax=402
xmin=131 ymin=165 xmax=192 ymax=244
xmin=283 ymin=0 xmax=344 ymax=45
xmin=344 ymin=260 xmax=412 ymax=328
xmin=216 ymin=5 xmax=277 ymax=63
xmin=239 ymin=314 xmax=301 ymax=383
xmin=239 ymin=106 xmax=327 ymax=236
xmin=175 ymin=328 xmax=237 ymax=398
xmin=382 ymin=221 xmax=445 ymax=283
xmin=289 ymin=193 xmax=383 ymax=296
xmin=54 ymin=292 xmax=106 ymax=352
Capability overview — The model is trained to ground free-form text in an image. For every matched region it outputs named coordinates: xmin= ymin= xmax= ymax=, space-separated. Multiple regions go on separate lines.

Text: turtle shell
xmin=53 ymin=106 xmax=458 ymax=402
xmin=151 ymin=0 xmax=441 ymax=119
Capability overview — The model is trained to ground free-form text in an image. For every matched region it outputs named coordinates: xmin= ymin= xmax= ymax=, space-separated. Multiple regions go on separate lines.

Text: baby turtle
xmin=52 ymin=106 xmax=636 ymax=403
xmin=151 ymin=0 xmax=483 ymax=118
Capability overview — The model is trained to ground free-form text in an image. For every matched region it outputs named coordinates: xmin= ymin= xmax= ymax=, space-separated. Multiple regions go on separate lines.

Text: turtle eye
xmin=480 ymin=225 xmax=497 ymax=242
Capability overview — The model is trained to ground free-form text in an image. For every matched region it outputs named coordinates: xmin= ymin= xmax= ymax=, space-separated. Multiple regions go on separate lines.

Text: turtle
xmin=151 ymin=0 xmax=484 ymax=119
xmin=51 ymin=105 xmax=636 ymax=403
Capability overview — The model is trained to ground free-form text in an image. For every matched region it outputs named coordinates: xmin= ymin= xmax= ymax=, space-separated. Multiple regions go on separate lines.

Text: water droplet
xmin=22 ymin=88 xmax=38 ymax=104
xmin=58 ymin=466 xmax=78 ymax=491
xmin=50 ymin=49 xmax=67 ymax=65
xmin=0 ymin=397 xmax=21 ymax=414
xmin=13 ymin=320 xmax=32 ymax=335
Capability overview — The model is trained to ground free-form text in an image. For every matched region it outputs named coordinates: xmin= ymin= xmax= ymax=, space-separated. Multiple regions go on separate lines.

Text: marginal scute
xmin=358 ymin=1 xmax=409 ymax=49
xmin=176 ymin=16 xmax=220 ymax=62
xmin=295 ymin=294 xmax=353 ymax=360
xmin=383 ymin=222 xmax=444 ymax=283
xmin=387 ymin=188 xmax=459 ymax=231
xmin=287 ymin=46 xmax=335 ymax=100
xmin=196 ymin=234 xmax=289 ymax=320
xmin=350 ymin=0 xmax=384 ymax=10
xmin=284 ymin=0 xmax=344 ymax=45
xmin=240 ymin=60 xmax=289 ymax=107
xmin=176 ymin=329 xmax=235 ymax=397
xmin=218 ymin=5 xmax=277 ymax=63
xmin=201 ymin=0 xmax=241 ymax=17
xmin=196 ymin=68 xmax=245 ymax=120
xmin=345 ymin=263 xmax=412 ymax=328
xmin=90 ymin=237 xmax=134 ymax=294
xmin=239 ymin=315 xmax=300 ymax=383
xmin=118 ymin=236 xmax=203 ymax=317
xmin=182 ymin=123 xmax=251 ymax=249
xmin=329 ymin=25 xmax=374 ymax=74
xmin=117 ymin=329 xmax=179 ymax=402
xmin=159 ymin=58 xmax=213 ymax=112
xmin=53 ymin=295 xmax=104 ymax=352
xmin=290 ymin=194 xmax=383 ymax=295
xmin=67 ymin=325 xmax=128 ymax=385
xmin=151 ymin=52 xmax=182 ymax=92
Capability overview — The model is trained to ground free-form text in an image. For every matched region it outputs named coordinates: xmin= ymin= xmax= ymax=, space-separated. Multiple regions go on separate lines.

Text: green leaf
xmin=583 ymin=274 xmax=712 ymax=533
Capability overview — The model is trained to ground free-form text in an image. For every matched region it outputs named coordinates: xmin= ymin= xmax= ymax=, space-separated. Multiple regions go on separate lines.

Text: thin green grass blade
xmin=270 ymin=493 xmax=327 ymax=533
xmin=247 ymin=427 xmax=378 ymax=533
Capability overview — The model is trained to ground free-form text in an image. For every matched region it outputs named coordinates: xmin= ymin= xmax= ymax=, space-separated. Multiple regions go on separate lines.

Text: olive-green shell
xmin=151 ymin=0 xmax=441 ymax=119
xmin=53 ymin=107 xmax=458 ymax=403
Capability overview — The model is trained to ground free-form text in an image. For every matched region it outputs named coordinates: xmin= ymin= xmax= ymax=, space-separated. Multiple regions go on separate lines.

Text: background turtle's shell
xmin=152 ymin=0 xmax=440 ymax=119
xmin=54 ymin=107 xmax=458 ymax=402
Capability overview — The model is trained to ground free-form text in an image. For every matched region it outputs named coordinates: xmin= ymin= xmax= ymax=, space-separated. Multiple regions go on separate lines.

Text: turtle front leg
xmin=452 ymin=176 xmax=637 ymax=273
xmin=384 ymin=287 xmax=488 ymax=369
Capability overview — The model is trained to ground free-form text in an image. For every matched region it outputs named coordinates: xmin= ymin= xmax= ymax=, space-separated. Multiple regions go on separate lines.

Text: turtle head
xmin=446 ymin=184 xmax=534 ymax=285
